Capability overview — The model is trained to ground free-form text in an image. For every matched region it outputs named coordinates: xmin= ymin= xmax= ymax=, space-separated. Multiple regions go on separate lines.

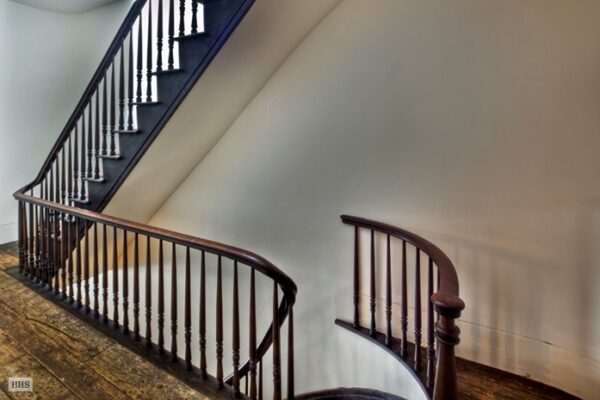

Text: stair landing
xmin=0 ymin=243 xmax=209 ymax=400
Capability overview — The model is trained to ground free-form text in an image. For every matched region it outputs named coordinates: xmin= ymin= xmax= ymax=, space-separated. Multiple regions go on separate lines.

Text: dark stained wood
xmin=200 ymin=250 xmax=207 ymax=377
xmin=191 ymin=0 xmax=198 ymax=34
xmin=414 ymin=248 xmax=422 ymax=372
xmin=93 ymin=222 xmax=100 ymax=317
xmin=134 ymin=232 xmax=140 ymax=340
xmin=427 ymin=257 xmax=435 ymax=389
xmin=102 ymin=224 xmax=109 ymax=322
xmin=112 ymin=226 xmax=119 ymax=327
xmin=385 ymin=233 xmax=392 ymax=347
xmin=170 ymin=242 xmax=178 ymax=361
xmin=158 ymin=239 xmax=165 ymax=353
xmin=232 ymin=261 xmax=240 ymax=395
xmin=136 ymin=11 xmax=143 ymax=103
xmin=353 ymin=225 xmax=359 ymax=328
xmin=146 ymin=0 xmax=153 ymax=102
xmin=216 ymin=255 xmax=224 ymax=387
xmin=369 ymin=229 xmax=376 ymax=337
xmin=127 ymin=31 xmax=134 ymax=131
xmin=84 ymin=220 xmax=90 ymax=312
xmin=287 ymin=305 xmax=294 ymax=400
xmin=168 ymin=0 xmax=175 ymax=69
xmin=145 ymin=235 xmax=152 ymax=346
xmin=178 ymin=0 xmax=185 ymax=36
xmin=157 ymin=0 xmax=164 ymax=72
xmin=272 ymin=282 xmax=281 ymax=400
xmin=185 ymin=246 xmax=192 ymax=370
xmin=123 ymin=230 xmax=130 ymax=334
xmin=249 ymin=268 xmax=257 ymax=399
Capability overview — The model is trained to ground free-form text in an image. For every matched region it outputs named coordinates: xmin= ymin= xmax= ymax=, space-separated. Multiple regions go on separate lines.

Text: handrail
xmin=15 ymin=191 xmax=297 ymax=303
xmin=25 ymin=0 xmax=148 ymax=191
xmin=340 ymin=215 xmax=465 ymax=400
xmin=341 ymin=215 xmax=464 ymax=317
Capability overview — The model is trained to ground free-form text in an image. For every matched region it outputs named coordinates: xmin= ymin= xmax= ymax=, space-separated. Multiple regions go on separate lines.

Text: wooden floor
xmin=0 ymin=242 xmax=210 ymax=400
xmin=0 ymin=243 xmax=581 ymax=400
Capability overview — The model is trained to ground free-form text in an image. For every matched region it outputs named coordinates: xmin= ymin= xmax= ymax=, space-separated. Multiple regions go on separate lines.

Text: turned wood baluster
xmin=127 ymin=32 xmax=134 ymax=130
xmin=199 ymin=250 xmax=207 ymax=377
xmin=76 ymin=218 xmax=83 ymax=305
xmin=171 ymin=242 xmax=178 ymax=361
xmin=216 ymin=255 xmax=224 ymax=387
xmin=272 ymin=282 xmax=282 ymax=400
xmin=61 ymin=146 xmax=67 ymax=204
xmin=146 ymin=0 xmax=153 ymax=103
xmin=45 ymin=180 xmax=51 ymax=285
xmin=28 ymin=203 xmax=34 ymax=278
xmin=191 ymin=0 xmax=198 ymax=34
xmin=232 ymin=261 xmax=240 ymax=395
xmin=145 ymin=235 xmax=152 ymax=347
xmin=67 ymin=213 xmax=74 ymax=302
xmin=86 ymin=102 xmax=93 ymax=182
xmin=414 ymin=248 xmax=422 ymax=371
xmin=353 ymin=226 xmax=359 ymax=328
xmin=249 ymin=268 xmax=257 ymax=399
xmin=385 ymin=234 xmax=392 ymax=346
xmin=102 ymin=72 xmax=109 ymax=156
xmin=168 ymin=0 xmax=175 ymax=69
xmin=60 ymin=212 xmax=67 ymax=298
xmin=113 ymin=227 xmax=120 ymax=327
xmin=53 ymin=163 xmax=60 ymax=292
xmin=93 ymin=223 xmax=100 ymax=318
xmin=158 ymin=239 xmax=165 ymax=353
xmin=102 ymin=224 xmax=109 ymax=323
xmin=370 ymin=229 xmax=376 ymax=337
xmin=258 ymin=359 xmax=263 ymax=400
xmin=84 ymin=221 xmax=90 ymax=312
xmin=287 ymin=304 xmax=295 ymax=400
xmin=34 ymin=204 xmax=40 ymax=281
xmin=119 ymin=43 xmax=125 ymax=131
xmin=426 ymin=257 xmax=435 ymax=389
xmin=94 ymin=91 xmax=101 ymax=179
xmin=73 ymin=125 xmax=79 ymax=199
xmin=185 ymin=247 xmax=192 ymax=370
xmin=123 ymin=230 xmax=130 ymax=334
xmin=81 ymin=109 xmax=87 ymax=200
xmin=178 ymin=0 xmax=185 ymax=36
xmin=18 ymin=202 xmax=24 ymax=273
xmin=400 ymin=240 xmax=408 ymax=357
xmin=157 ymin=0 xmax=163 ymax=72
xmin=134 ymin=233 xmax=141 ymax=340
xmin=110 ymin=62 xmax=117 ymax=156
xmin=136 ymin=13 xmax=144 ymax=103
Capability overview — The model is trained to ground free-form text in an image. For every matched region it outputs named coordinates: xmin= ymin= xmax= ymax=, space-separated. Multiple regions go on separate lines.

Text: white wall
xmin=0 ymin=0 xmax=131 ymax=243
xmin=143 ymin=0 xmax=600 ymax=398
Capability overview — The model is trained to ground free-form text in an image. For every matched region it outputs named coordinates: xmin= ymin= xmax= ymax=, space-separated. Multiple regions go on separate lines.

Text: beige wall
xmin=126 ymin=0 xmax=600 ymax=397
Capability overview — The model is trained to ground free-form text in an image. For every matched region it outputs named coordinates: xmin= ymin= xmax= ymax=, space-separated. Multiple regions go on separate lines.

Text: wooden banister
xmin=340 ymin=215 xmax=465 ymax=400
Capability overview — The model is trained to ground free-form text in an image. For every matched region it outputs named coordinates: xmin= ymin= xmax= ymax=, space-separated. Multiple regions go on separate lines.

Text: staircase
xmin=12 ymin=1 xmax=466 ymax=399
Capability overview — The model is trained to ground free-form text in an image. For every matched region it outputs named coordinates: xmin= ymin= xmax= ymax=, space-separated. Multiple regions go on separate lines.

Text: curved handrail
xmin=341 ymin=215 xmax=464 ymax=317
xmin=25 ymin=0 xmax=148 ymax=191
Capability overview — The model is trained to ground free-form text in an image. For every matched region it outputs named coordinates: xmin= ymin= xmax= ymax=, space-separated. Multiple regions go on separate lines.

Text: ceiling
xmin=10 ymin=0 xmax=125 ymax=14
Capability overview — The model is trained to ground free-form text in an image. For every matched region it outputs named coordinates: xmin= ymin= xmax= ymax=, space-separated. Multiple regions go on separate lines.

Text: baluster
xmin=110 ymin=62 xmax=117 ymax=156
xmin=94 ymin=91 xmax=101 ymax=179
xmin=93 ymin=223 xmax=100 ymax=317
xmin=171 ymin=243 xmax=178 ymax=362
xmin=113 ymin=227 xmax=119 ymax=327
xmin=353 ymin=226 xmax=359 ymax=328
xmin=401 ymin=240 xmax=408 ymax=357
xmin=146 ymin=0 xmax=153 ymax=102
xmin=232 ymin=261 xmax=240 ymax=395
xmin=145 ymin=235 xmax=152 ymax=347
xmin=75 ymin=217 xmax=82 ymax=305
xmin=199 ymin=250 xmax=207 ymax=378
xmin=134 ymin=233 xmax=141 ymax=340
xmin=414 ymin=248 xmax=422 ymax=371
xmin=123 ymin=230 xmax=129 ymax=334
xmin=157 ymin=0 xmax=163 ymax=71
xmin=53 ymin=163 xmax=60 ymax=293
xmin=127 ymin=32 xmax=134 ymax=130
xmin=136 ymin=12 xmax=144 ymax=103
xmin=158 ymin=239 xmax=165 ymax=353
xmin=287 ymin=304 xmax=294 ymax=400
xmin=191 ymin=1 xmax=198 ymax=34
xmin=87 ymin=101 xmax=93 ymax=181
xmin=61 ymin=145 xmax=67 ymax=203
xmin=28 ymin=203 xmax=34 ymax=278
xmin=258 ymin=359 xmax=263 ymax=400
xmin=216 ymin=255 xmax=223 ymax=387
xmin=18 ymin=202 xmax=23 ymax=273
xmin=102 ymin=72 xmax=109 ymax=156
xmin=102 ymin=224 xmax=109 ymax=323
xmin=427 ymin=257 xmax=435 ymax=389
xmin=84 ymin=220 xmax=90 ymax=312
xmin=178 ymin=0 xmax=185 ymax=36
xmin=386 ymin=234 xmax=392 ymax=346
xmin=60 ymin=210 xmax=66 ymax=298
xmin=185 ymin=247 xmax=192 ymax=370
xmin=272 ymin=282 xmax=281 ymax=400
xmin=119 ymin=43 xmax=125 ymax=131
xmin=168 ymin=0 xmax=175 ymax=69
xmin=245 ymin=376 xmax=249 ymax=397
xmin=249 ymin=268 xmax=257 ymax=399
xmin=73 ymin=124 xmax=79 ymax=199
xmin=34 ymin=204 xmax=39 ymax=281
xmin=67 ymin=135 xmax=73 ymax=202
xmin=67 ymin=213 xmax=74 ymax=302
xmin=81 ymin=109 xmax=87 ymax=200
xmin=370 ymin=229 xmax=376 ymax=337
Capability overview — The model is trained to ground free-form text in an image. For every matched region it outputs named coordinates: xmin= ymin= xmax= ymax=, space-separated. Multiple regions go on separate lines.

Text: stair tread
xmin=132 ymin=101 xmax=161 ymax=106
xmin=174 ymin=31 xmax=210 ymax=41
xmin=113 ymin=129 xmax=141 ymax=134
xmin=151 ymin=68 xmax=184 ymax=76
xmin=98 ymin=154 xmax=121 ymax=160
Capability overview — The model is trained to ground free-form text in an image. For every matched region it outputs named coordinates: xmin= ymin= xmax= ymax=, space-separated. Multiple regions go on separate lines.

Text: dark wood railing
xmin=15 ymin=191 xmax=296 ymax=399
xmin=337 ymin=215 xmax=465 ymax=400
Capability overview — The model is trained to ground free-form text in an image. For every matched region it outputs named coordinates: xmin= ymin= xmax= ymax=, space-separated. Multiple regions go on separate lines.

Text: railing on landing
xmin=336 ymin=215 xmax=465 ymax=400
xmin=14 ymin=191 xmax=297 ymax=399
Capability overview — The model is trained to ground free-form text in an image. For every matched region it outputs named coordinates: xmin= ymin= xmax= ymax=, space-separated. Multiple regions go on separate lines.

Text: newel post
xmin=432 ymin=295 xmax=464 ymax=400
